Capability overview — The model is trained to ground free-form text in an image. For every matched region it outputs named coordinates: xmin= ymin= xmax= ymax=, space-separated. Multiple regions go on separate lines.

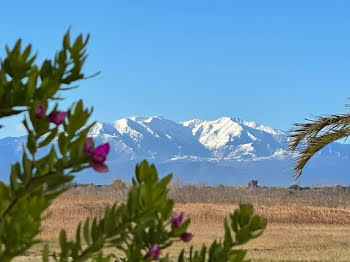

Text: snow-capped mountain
xmin=182 ymin=117 xmax=287 ymax=159
xmin=88 ymin=116 xmax=211 ymax=161
xmin=1 ymin=116 xmax=350 ymax=186
xmin=89 ymin=116 xmax=287 ymax=162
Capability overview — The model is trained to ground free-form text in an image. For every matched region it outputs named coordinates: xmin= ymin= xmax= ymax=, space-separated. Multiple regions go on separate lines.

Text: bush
xmin=0 ymin=31 xmax=266 ymax=262
xmin=289 ymin=184 xmax=302 ymax=190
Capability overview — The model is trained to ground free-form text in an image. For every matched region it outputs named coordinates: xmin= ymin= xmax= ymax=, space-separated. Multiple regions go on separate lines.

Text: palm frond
xmin=293 ymin=128 xmax=350 ymax=178
xmin=289 ymin=113 xmax=350 ymax=152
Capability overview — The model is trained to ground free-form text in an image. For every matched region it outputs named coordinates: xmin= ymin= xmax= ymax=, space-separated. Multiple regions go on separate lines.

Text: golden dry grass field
xmin=15 ymin=192 xmax=350 ymax=262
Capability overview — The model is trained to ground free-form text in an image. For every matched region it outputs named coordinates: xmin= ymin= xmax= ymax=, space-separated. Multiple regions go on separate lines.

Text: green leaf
xmin=38 ymin=127 xmax=58 ymax=148
xmin=59 ymin=229 xmax=67 ymax=248
xmin=42 ymin=244 xmax=49 ymax=262
xmin=235 ymin=225 xmax=251 ymax=245
xmin=58 ymin=132 xmax=68 ymax=155
xmin=63 ymin=30 xmax=70 ymax=50
xmin=76 ymin=222 xmax=82 ymax=248
xmin=27 ymin=130 xmax=36 ymax=155
xmin=40 ymin=60 xmax=53 ymax=79
xmin=83 ymin=217 xmax=91 ymax=245
xmin=10 ymin=163 xmax=21 ymax=193
xmin=158 ymin=174 xmax=172 ymax=189
xmin=249 ymin=215 xmax=266 ymax=233
xmin=22 ymin=150 xmax=32 ymax=183
xmin=135 ymin=160 xmax=158 ymax=184
xmin=224 ymin=218 xmax=233 ymax=249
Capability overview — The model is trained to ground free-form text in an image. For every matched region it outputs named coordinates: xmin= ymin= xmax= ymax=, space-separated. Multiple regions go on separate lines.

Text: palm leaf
xmin=289 ymin=113 xmax=350 ymax=178
xmin=293 ymin=128 xmax=350 ymax=178
xmin=289 ymin=113 xmax=350 ymax=152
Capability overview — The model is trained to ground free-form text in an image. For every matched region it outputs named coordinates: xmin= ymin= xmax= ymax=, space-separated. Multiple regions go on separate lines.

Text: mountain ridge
xmin=1 ymin=116 xmax=350 ymax=186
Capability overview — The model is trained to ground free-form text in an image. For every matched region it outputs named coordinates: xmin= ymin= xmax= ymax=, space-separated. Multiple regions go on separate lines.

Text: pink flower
xmin=172 ymin=212 xmax=184 ymax=228
xmin=48 ymin=111 xmax=67 ymax=125
xmin=181 ymin=232 xmax=193 ymax=243
xmin=91 ymin=143 xmax=109 ymax=163
xmin=91 ymin=161 xmax=109 ymax=173
xmin=83 ymin=139 xmax=110 ymax=173
xmin=83 ymin=137 xmax=94 ymax=155
xmin=35 ymin=104 xmax=45 ymax=119
xmin=145 ymin=244 xmax=161 ymax=260
xmin=90 ymin=143 xmax=110 ymax=173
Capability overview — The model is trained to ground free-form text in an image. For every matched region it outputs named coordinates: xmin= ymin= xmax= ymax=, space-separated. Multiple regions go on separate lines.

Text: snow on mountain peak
xmin=89 ymin=122 xmax=103 ymax=137
xmin=182 ymin=118 xmax=205 ymax=129
xmin=223 ymin=116 xmax=282 ymax=136
xmin=241 ymin=120 xmax=279 ymax=135
xmin=113 ymin=118 xmax=145 ymax=141
xmin=86 ymin=116 xmax=289 ymax=161
xmin=186 ymin=117 xmax=243 ymax=149
xmin=180 ymin=116 xmax=288 ymax=159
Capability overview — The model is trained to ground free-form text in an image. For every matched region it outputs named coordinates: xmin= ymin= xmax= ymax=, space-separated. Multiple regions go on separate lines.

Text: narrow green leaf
xmin=224 ymin=218 xmax=233 ymax=249
xmin=42 ymin=244 xmax=49 ymax=262
xmin=38 ymin=128 xmax=58 ymax=148
xmin=83 ymin=217 xmax=91 ymax=245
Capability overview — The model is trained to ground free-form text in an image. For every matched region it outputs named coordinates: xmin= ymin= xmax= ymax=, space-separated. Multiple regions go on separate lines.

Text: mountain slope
xmin=182 ymin=117 xmax=287 ymax=159
xmin=0 ymin=116 xmax=349 ymax=186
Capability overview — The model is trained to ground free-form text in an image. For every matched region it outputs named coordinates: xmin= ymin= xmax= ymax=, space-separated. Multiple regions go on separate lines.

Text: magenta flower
xmin=91 ymin=161 xmax=109 ymax=173
xmin=82 ymin=139 xmax=110 ymax=173
xmin=90 ymin=143 xmax=110 ymax=173
xmin=91 ymin=143 xmax=109 ymax=163
xmin=145 ymin=244 xmax=161 ymax=260
xmin=48 ymin=111 xmax=67 ymax=125
xmin=172 ymin=212 xmax=184 ymax=228
xmin=83 ymin=137 xmax=94 ymax=155
xmin=35 ymin=104 xmax=46 ymax=119
xmin=181 ymin=232 xmax=193 ymax=243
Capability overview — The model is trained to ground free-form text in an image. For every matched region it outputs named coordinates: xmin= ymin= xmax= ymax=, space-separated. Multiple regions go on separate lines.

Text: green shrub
xmin=0 ymin=31 xmax=266 ymax=262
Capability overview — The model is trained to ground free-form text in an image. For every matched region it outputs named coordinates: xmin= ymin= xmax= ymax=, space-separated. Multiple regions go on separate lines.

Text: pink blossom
xmin=35 ymin=104 xmax=46 ymax=119
xmin=89 ymin=143 xmax=110 ymax=173
xmin=145 ymin=244 xmax=161 ymax=260
xmin=82 ymin=138 xmax=110 ymax=173
xmin=48 ymin=111 xmax=67 ymax=125
xmin=181 ymin=232 xmax=193 ymax=243
xmin=91 ymin=161 xmax=109 ymax=173
xmin=91 ymin=143 xmax=109 ymax=163
xmin=83 ymin=137 xmax=94 ymax=155
xmin=172 ymin=212 xmax=184 ymax=228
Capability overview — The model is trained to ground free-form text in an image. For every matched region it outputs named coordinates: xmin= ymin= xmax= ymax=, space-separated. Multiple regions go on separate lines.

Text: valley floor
xmin=14 ymin=193 xmax=350 ymax=261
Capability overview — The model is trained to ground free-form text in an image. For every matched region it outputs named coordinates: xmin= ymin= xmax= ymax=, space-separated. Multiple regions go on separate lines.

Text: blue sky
xmin=1 ymin=1 xmax=350 ymax=137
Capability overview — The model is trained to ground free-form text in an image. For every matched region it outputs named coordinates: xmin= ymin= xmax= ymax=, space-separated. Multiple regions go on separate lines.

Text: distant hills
xmin=1 ymin=116 xmax=350 ymax=186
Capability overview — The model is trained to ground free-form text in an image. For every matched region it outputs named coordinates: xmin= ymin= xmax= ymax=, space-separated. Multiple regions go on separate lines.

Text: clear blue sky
xmin=1 ymin=1 xmax=350 ymax=137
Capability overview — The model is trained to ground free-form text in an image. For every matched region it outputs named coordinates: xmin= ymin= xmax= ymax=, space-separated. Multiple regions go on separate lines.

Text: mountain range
xmin=1 ymin=116 xmax=350 ymax=186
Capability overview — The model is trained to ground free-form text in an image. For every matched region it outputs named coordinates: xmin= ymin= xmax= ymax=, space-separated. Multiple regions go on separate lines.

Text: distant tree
xmin=248 ymin=180 xmax=258 ymax=188
xmin=289 ymin=104 xmax=350 ymax=178
xmin=289 ymin=184 xmax=301 ymax=190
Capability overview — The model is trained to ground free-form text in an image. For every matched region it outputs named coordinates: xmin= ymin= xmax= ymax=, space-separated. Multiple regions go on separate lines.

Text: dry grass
xmin=40 ymin=194 xmax=114 ymax=240
xmin=40 ymin=194 xmax=350 ymax=241
xmin=11 ymin=193 xmax=346 ymax=261
xmin=14 ymin=181 xmax=350 ymax=261
xmin=68 ymin=180 xmax=350 ymax=208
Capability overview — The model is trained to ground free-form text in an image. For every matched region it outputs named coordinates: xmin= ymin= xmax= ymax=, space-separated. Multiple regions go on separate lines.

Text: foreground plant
xmin=0 ymin=31 xmax=265 ymax=262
